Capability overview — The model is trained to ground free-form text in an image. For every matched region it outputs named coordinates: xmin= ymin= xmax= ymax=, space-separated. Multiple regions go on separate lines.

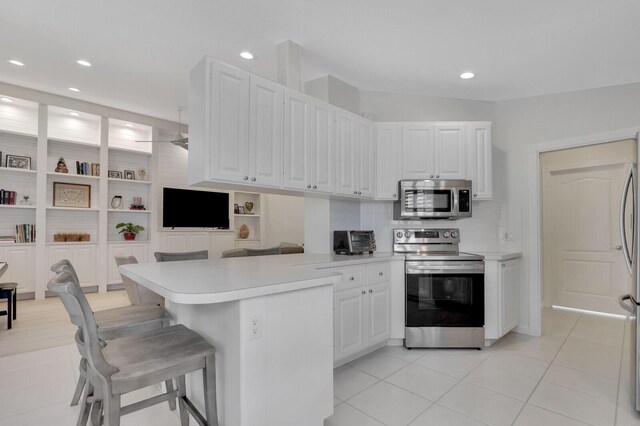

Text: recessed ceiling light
xmin=76 ymin=60 xmax=92 ymax=67
xmin=240 ymin=51 xmax=254 ymax=60
xmin=68 ymin=87 xmax=80 ymax=92
xmin=460 ymin=72 xmax=475 ymax=79
xmin=69 ymin=112 xmax=80 ymax=117
xmin=8 ymin=60 xmax=24 ymax=66
xmin=125 ymin=123 xmax=134 ymax=128
xmin=1 ymin=97 xmax=13 ymax=103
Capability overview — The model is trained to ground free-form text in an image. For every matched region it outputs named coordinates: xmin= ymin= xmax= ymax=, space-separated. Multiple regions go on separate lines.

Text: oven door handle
xmin=406 ymin=265 xmax=484 ymax=274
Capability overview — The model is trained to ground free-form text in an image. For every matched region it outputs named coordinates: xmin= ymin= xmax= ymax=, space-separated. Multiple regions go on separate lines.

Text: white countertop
xmin=120 ymin=253 xmax=396 ymax=304
xmin=472 ymin=251 xmax=522 ymax=261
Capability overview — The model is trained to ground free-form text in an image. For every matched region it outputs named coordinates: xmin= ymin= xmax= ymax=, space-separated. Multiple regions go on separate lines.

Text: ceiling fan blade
xmin=135 ymin=140 xmax=176 ymax=143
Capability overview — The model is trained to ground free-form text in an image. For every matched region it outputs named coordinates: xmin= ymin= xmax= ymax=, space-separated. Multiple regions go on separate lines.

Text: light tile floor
xmin=1 ymin=295 xmax=640 ymax=426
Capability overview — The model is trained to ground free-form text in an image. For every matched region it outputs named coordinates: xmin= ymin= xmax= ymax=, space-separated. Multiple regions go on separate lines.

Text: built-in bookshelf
xmin=233 ymin=191 xmax=264 ymax=249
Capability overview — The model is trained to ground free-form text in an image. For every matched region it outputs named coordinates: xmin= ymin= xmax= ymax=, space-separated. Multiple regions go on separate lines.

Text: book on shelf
xmin=15 ymin=224 xmax=36 ymax=243
xmin=0 ymin=235 xmax=16 ymax=243
xmin=0 ymin=189 xmax=17 ymax=205
xmin=74 ymin=161 xmax=100 ymax=176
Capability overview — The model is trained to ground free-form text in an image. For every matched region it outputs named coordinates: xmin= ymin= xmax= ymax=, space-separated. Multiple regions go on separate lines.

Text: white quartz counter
xmin=473 ymin=251 xmax=522 ymax=261
xmin=119 ymin=252 xmax=398 ymax=304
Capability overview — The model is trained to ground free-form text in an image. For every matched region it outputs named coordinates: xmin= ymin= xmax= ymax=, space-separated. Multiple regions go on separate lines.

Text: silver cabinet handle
xmin=307 ymin=184 xmax=312 ymax=189
xmin=358 ymin=191 xmax=362 ymax=195
xmin=349 ymin=276 xmax=355 ymax=281
xmin=619 ymin=165 xmax=634 ymax=275
xmin=619 ymin=294 xmax=636 ymax=314
xmin=313 ymin=185 xmax=317 ymax=189
xmin=368 ymin=289 xmax=373 ymax=293
xmin=474 ymin=194 xmax=478 ymax=197
xmin=361 ymin=290 xmax=366 ymax=295
xmin=430 ymin=175 xmax=434 ymax=178
xmin=251 ymin=177 xmax=256 ymax=182
xmin=378 ymin=272 xmax=383 ymax=276
xmin=393 ymin=193 xmax=397 ymax=197
xmin=353 ymin=191 xmax=358 ymax=195
xmin=615 ymin=245 xmax=623 ymax=250
xmin=501 ymin=264 xmax=505 ymax=268
xmin=436 ymin=175 xmax=440 ymax=178
xmin=243 ymin=176 xmax=249 ymax=180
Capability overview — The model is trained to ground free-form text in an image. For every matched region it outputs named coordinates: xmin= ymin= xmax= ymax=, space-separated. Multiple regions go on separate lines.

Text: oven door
xmin=406 ymin=261 xmax=484 ymax=327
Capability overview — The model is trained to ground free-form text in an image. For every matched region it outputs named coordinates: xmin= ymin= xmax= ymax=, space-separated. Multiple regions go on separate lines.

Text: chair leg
xmin=103 ymin=394 xmax=120 ymax=426
xmin=12 ymin=290 xmax=16 ymax=320
xmin=6 ymin=292 xmax=11 ymax=330
xmin=177 ymin=375 xmax=189 ymax=426
xmin=165 ymin=379 xmax=177 ymax=410
xmin=203 ymin=354 xmax=218 ymax=426
xmin=71 ymin=359 xmax=87 ymax=406
xmin=76 ymin=380 xmax=93 ymax=426
xmin=90 ymin=399 xmax=102 ymax=426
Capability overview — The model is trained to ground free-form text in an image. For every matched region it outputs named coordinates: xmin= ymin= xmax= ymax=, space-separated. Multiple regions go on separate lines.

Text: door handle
xmin=615 ymin=245 xmax=623 ymax=250
xmin=619 ymin=165 xmax=634 ymax=275
xmin=618 ymin=294 xmax=636 ymax=314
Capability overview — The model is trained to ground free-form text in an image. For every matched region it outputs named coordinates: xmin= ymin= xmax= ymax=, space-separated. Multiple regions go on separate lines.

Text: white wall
xmin=262 ymin=194 xmax=305 ymax=247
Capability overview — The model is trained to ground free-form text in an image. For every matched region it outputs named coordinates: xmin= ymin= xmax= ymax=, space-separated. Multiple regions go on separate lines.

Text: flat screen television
xmin=163 ymin=187 xmax=229 ymax=229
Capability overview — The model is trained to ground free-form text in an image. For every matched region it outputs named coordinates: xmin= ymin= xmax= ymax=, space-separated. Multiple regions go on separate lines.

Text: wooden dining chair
xmin=0 ymin=262 xmax=18 ymax=330
xmin=48 ymin=270 xmax=218 ymax=426
xmin=51 ymin=259 xmax=172 ymax=422
xmin=114 ymin=256 xmax=164 ymax=306
xmin=154 ymin=250 xmax=209 ymax=262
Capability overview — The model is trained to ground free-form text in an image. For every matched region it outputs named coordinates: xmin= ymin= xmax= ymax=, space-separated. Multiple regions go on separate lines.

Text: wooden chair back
xmin=114 ymin=256 xmax=164 ymax=306
xmin=154 ymin=250 xmax=208 ymax=262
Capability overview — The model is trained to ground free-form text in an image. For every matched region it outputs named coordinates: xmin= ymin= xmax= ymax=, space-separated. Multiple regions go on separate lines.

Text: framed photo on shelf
xmin=124 ymin=170 xmax=135 ymax=180
xmin=53 ymin=182 xmax=91 ymax=208
xmin=108 ymin=170 xmax=122 ymax=179
xmin=238 ymin=206 xmax=245 ymax=214
xmin=6 ymin=154 xmax=31 ymax=170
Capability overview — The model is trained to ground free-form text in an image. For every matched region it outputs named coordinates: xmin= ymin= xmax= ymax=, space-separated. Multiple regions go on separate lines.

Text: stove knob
xmin=396 ymin=232 xmax=403 ymax=238
xmin=451 ymin=231 xmax=458 ymax=238
xmin=443 ymin=231 xmax=450 ymax=238
xmin=404 ymin=231 xmax=411 ymax=238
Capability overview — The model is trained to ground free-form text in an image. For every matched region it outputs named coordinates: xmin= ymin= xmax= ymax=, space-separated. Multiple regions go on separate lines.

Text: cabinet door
xmin=249 ymin=75 xmax=283 ymax=188
xmin=334 ymin=287 xmax=366 ymax=361
xmin=402 ymin=123 xmax=434 ymax=179
xmin=74 ymin=245 xmax=97 ymax=287
xmin=500 ymin=260 xmax=519 ymax=336
xmin=434 ymin=123 xmax=466 ymax=179
xmin=209 ymin=61 xmax=250 ymax=183
xmin=283 ymin=90 xmax=310 ymax=190
xmin=366 ymin=282 xmax=390 ymax=346
xmin=375 ymin=123 xmax=401 ymax=200
xmin=335 ymin=112 xmax=358 ymax=196
xmin=308 ymin=101 xmax=335 ymax=193
xmin=467 ymin=122 xmax=492 ymax=200
xmin=358 ymin=120 xmax=375 ymax=198
xmin=4 ymin=246 xmax=34 ymax=292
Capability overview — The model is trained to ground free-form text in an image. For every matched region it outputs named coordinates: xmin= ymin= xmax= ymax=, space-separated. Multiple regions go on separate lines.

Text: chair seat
xmin=104 ymin=324 xmax=215 ymax=394
xmin=0 ymin=282 xmax=18 ymax=290
xmin=95 ymin=303 xmax=169 ymax=340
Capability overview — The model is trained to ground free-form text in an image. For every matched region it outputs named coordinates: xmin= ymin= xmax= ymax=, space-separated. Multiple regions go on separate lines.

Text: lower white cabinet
xmin=0 ymin=245 xmax=35 ymax=294
xmin=47 ymin=244 xmax=97 ymax=287
xmin=485 ymin=258 xmax=520 ymax=342
xmin=107 ymin=243 xmax=150 ymax=284
xmin=330 ymin=262 xmax=391 ymax=365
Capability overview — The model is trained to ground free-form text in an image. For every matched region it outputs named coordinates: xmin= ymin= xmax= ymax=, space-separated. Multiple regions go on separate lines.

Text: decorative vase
xmin=244 ymin=202 xmax=254 ymax=214
xmin=123 ymin=232 xmax=136 ymax=241
xmin=239 ymin=224 xmax=250 ymax=239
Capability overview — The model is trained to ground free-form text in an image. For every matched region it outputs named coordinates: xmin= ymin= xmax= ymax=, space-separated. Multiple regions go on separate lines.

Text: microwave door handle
xmin=620 ymin=165 xmax=634 ymax=275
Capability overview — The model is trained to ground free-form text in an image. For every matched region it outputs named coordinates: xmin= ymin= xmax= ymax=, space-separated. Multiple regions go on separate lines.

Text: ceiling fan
xmin=136 ymin=107 xmax=188 ymax=150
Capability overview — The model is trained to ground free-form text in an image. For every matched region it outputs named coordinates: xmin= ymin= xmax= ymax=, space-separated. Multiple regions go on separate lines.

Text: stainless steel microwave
xmin=393 ymin=179 xmax=472 ymax=220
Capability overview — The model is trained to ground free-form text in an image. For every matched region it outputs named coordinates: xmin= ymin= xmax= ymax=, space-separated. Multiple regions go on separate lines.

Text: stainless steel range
xmin=394 ymin=228 xmax=485 ymax=349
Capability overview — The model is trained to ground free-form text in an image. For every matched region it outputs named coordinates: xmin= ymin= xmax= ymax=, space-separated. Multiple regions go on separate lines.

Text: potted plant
xmin=116 ymin=222 xmax=145 ymax=241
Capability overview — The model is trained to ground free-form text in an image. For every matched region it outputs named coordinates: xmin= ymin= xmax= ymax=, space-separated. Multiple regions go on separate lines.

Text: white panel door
xmin=308 ymin=101 xmax=335 ymax=193
xmin=4 ymin=246 xmax=34 ymax=292
xmin=334 ymin=288 xmax=366 ymax=361
xmin=375 ymin=123 xmax=401 ymax=200
xmin=402 ymin=124 xmax=434 ymax=179
xmin=335 ymin=112 xmax=357 ymax=196
xmin=358 ymin=120 xmax=375 ymax=198
xmin=500 ymin=260 xmax=519 ymax=336
xmin=74 ymin=245 xmax=97 ymax=287
xmin=545 ymin=163 xmax=630 ymax=314
xmin=467 ymin=122 xmax=492 ymax=199
xmin=434 ymin=123 xmax=466 ymax=179
xmin=366 ymin=282 xmax=390 ymax=346
xmin=283 ymin=90 xmax=310 ymax=190
xmin=210 ymin=61 xmax=250 ymax=182
xmin=249 ymin=75 xmax=283 ymax=188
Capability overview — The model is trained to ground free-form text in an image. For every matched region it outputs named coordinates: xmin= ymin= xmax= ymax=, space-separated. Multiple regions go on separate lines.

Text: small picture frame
xmin=6 ymin=155 xmax=31 ymax=170
xmin=237 ymin=206 xmax=245 ymax=214
xmin=234 ymin=203 xmax=239 ymax=214
xmin=124 ymin=170 xmax=135 ymax=180
xmin=108 ymin=170 xmax=122 ymax=179
xmin=53 ymin=182 xmax=91 ymax=208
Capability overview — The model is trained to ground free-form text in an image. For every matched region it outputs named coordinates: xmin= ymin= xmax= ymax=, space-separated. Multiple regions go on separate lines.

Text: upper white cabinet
xmin=189 ymin=58 xmax=282 ymax=188
xmin=402 ymin=123 xmax=466 ymax=180
xmin=401 ymin=123 xmax=434 ymax=179
xmin=375 ymin=123 xmax=402 ymax=200
xmin=434 ymin=123 xmax=466 ymax=180
xmin=283 ymin=90 xmax=335 ymax=193
xmin=335 ymin=110 xmax=374 ymax=198
xmin=467 ymin=122 xmax=492 ymax=200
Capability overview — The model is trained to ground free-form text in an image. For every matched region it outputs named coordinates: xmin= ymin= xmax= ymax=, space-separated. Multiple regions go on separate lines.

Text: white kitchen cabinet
xmin=484 ymin=258 xmax=520 ymax=343
xmin=47 ymin=244 xmax=97 ymax=287
xmin=358 ymin=121 xmax=375 ymax=198
xmin=467 ymin=122 xmax=492 ymax=200
xmin=107 ymin=243 xmax=150 ymax=284
xmin=402 ymin=123 xmax=466 ymax=180
xmin=335 ymin=111 xmax=375 ymax=198
xmin=402 ymin=123 xmax=434 ymax=179
xmin=308 ymin=101 xmax=335 ymax=193
xmin=375 ymin=123 xmax=402 ymax=200
xmin=283 ymin=90 xmax=310 ymax=190
xmin=329 ymin=262 xmax=390 ymax=365
xmin=0 ymin=245 xmax=35 ymax=294
xmin=434 ymin=122 xmax=466 ymax=179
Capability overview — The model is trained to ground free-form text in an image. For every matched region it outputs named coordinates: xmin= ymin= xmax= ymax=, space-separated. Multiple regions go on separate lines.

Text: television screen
xmin=163 ymin=187 xmax=229 ymax=229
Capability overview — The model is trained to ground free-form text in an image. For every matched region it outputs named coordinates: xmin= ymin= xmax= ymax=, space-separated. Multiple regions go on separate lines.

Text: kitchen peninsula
xmin=119 ymin=253 xmax=395 ymax=426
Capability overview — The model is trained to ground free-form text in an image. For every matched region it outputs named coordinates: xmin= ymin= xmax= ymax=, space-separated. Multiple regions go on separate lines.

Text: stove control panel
xmin=393 ymin=228 xmax=460 ymax=244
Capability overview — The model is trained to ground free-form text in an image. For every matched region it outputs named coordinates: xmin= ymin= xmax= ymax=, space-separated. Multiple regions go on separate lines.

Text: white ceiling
xmin=1 ymin=0 xmax=639 ymax=122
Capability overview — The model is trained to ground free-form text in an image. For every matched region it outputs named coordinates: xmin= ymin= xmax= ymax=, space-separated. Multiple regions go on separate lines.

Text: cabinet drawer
xmin=331 ymin=267 xmax=365 ymax=292
xmin=366 ymin=262 xmax=391 ymax=285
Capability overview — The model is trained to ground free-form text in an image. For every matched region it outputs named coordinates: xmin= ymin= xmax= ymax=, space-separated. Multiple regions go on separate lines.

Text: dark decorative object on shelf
xmin=54 ymin=156 xmax=67 ymax=173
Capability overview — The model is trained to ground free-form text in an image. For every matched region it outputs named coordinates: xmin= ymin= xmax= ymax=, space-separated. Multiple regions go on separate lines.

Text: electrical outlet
xmin=249 ymin=314 xmax=262 ymax=340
